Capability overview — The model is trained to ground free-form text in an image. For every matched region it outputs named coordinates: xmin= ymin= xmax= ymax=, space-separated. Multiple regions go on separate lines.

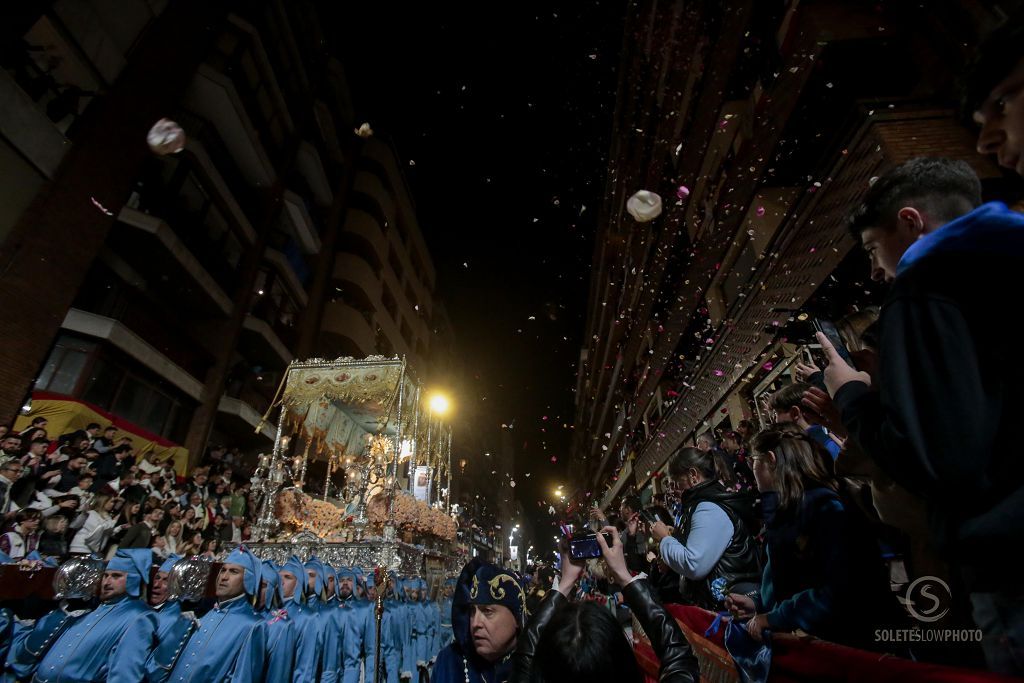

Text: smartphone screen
xmin=813 ymin=319 xmax=854 ymax=366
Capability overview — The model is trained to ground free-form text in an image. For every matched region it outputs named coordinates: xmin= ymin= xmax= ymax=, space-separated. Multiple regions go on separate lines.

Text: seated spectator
xmin=136 ymin=450 xmax=163 ymax=475
xmin=650 ymin=447 xmax=760 ymax=610
xmin=0 ymin=508 xmax=41 ymax=558
xmin=38 ymin=514 xmax=69 ymax=561
xmin=726 ymin=425 xmax=904 ymax=650
xmin=180 ymin=531 xmax=205 ymax=556
xmin=0 ymin=459 xmax=25 ymax=518
xmin=20 ymin=437 xmax=49 ymax=474
xmin=70 ymin=493 xmax=122 ymax=555
xmin=120 ymin=506 xmax=164 ymax=549
xmin=769 ymin=382 xmax=842 ymax=459
xmin=0 ymin=434 xmax=23 ymax=465
xmin=510 ymin=528 xmax=698 ymax=683
xmin=93 ymin=444 xmax=131 ymax=485
xmin=18 ymin=417 xmax=48 ymax=436
xmin=91 ymin=425 xmax=118 ymax=454
xmin=164 ymin=520 xmax=183 ymax=555
xmin=40 ymin=454 xmax=89 ymax=494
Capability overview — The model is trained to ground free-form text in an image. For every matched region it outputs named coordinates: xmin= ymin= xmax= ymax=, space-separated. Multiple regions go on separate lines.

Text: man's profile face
xmin=976 ymin=56 xmax=1024 ymax=178
xmin=279 ymin=570 xmax=298 ymax=599
xmin=859 ymin=224 xmax=918 ymax=283
xmin=306 ymin=568 xmax=319 ymax=591
xmin=216 ymin=563 xmax=247 ymax=600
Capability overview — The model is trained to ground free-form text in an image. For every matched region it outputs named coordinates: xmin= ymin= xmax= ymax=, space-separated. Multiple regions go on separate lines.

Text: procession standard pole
xmin=374 ymin=568 xmax=391 ymax=683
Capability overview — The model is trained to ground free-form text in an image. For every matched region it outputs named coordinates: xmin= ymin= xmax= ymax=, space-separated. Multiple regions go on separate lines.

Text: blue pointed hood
xmin=107 ymin=548 xmax=153 ymax=598
xmin=261 ymin=559 xmax=284 ymax=608
xmin=280 ymin=555 xmax=308 ymax=604
xmin=158 ymin=554 xmax=182 ymax=575
xmin=898 ymin=202 xmax=1024 ymax=276
xmin=224 ymin=546 xmax=261 ymax=596
xmin=304 ymin=556 xmax=328 ymax=600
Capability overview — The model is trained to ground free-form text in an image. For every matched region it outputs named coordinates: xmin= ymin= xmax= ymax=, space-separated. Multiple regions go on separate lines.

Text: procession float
xmin=241 ymin=355 xmax=461 ymax=584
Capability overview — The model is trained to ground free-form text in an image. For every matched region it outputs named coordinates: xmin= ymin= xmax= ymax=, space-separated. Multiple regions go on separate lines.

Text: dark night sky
xmin=332 ymin=3 xmax=627 ymax=538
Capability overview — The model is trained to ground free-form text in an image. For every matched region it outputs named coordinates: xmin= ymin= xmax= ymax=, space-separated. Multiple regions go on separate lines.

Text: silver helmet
xmin=52 ymin=556 xmax=104 ymax=600
xmin=167 ymin=555 xmax=213 ymax=602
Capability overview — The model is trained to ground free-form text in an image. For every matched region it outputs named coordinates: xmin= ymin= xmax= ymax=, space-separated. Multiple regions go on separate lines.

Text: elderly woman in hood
xmin=432 ymin=559 xmax=528 ymax=683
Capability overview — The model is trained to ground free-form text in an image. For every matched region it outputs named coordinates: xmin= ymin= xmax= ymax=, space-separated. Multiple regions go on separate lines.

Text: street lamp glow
xmin=429 ymin=393 xmax=450 ymax=415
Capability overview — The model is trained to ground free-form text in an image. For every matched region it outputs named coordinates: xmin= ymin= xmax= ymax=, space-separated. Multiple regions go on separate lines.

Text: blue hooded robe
xmin=162 ymin=546 xmax=268 ymax=683
xmin=8 ymin=548 xmax=158 ymax=683
xmin=432 ymin=559 xmax=527 ymax=683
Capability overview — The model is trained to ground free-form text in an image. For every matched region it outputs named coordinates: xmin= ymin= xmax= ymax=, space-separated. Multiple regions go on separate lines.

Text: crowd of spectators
xmin=0 ymin=421 xmax=259 ymax=563
xmin=509 ymin=24 xmax=1024 ymax=679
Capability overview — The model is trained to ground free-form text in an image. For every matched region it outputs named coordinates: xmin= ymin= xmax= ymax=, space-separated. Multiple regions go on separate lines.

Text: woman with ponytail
xmin=650 ymin=446 xmax=761 ymax=610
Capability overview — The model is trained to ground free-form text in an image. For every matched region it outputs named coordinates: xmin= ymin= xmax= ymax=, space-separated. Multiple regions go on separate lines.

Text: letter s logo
xmin=906 ymin=576 xmax=951 ymax=623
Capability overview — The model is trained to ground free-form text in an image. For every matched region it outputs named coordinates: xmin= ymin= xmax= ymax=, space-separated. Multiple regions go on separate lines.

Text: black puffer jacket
xmin=509 ymin=578 xmax=698 ymax=683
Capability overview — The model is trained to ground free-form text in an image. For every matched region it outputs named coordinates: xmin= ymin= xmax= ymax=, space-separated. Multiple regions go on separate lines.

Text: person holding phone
xmin=508 ymin=527 xmax=699 ymax=683
xmin=768 ymin=383 xmax=843 ymax=459
xmin=649 ymin=447 xmax=760 ymax=611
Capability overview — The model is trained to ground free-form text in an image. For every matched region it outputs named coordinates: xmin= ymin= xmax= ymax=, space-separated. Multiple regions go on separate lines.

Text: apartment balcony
xmin=241 ymin=295 xmax=295 ymax=368
xmin=282 ymin=189 xmax=321 ymax=254
xmin=320 ymin=301 xmax=376 ymax=357
xmin=265 ymin=247 xmax=309 ymax=306
xmin=112 ymin=207 xmax=233 ymax=318
xmin=59 ymin=309 xmax=204 ymax=401
xmin=296 ymin=141 xmax=333 ymax=207
xmin=333 ymin=253 xmax=382 ymax=302
xmin=185 ymin=63 xmax=275 ymax=187
xmin=342 ymin=209 xmax=389 ymax=266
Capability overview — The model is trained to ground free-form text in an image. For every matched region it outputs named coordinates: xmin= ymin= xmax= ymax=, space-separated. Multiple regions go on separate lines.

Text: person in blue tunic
xmin=345 ymin=571 xmax=403 ymax=683
xmin=7 ymin=548 xmax=159 ymax=683
xmin=397 ymin=577 xmax=416 ymax=681
xmin=258 ymin=559 xmax=298 ymax=681
xmin=432 ymin=559 xmax=527 ymax=683
xmin=279 ymin=555 xmax=323 ymax=683
xmin=341 ymin=569 xmax=373 ymax=683
xmin=162 ymin=546 xmax=268 ymax=683
xmin=332 ymin=567 xmax=361 ymax=681
xmin=143 ymin=555 xmax=211 ymax=683
xmin=304 ymin=556 xmax=343 ymax=682
xmin=436 ymin=577 xmax=455 ymax=651
xmin=149 ymin=553 xmax=184 ymax=642
xmin=0 ymin=550 xmax=13 ymax=664
xmin=413 ymin=577 xmax=437 ymax=670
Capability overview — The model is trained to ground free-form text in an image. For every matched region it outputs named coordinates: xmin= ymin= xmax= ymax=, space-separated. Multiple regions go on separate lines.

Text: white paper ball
xmin=147 ymin=118 xmax=186 ymax=155
xmin=626 ymin=190 xmax=663 ymax=222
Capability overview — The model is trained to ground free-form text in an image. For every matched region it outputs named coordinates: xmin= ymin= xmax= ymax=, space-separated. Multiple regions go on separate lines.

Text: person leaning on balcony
xmin=649 ymin=446 xmax=761 ymax=611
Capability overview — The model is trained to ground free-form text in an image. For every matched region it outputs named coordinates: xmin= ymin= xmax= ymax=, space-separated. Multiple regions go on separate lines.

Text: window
xmin=36 ymin=336 xmax=96 ymax=395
